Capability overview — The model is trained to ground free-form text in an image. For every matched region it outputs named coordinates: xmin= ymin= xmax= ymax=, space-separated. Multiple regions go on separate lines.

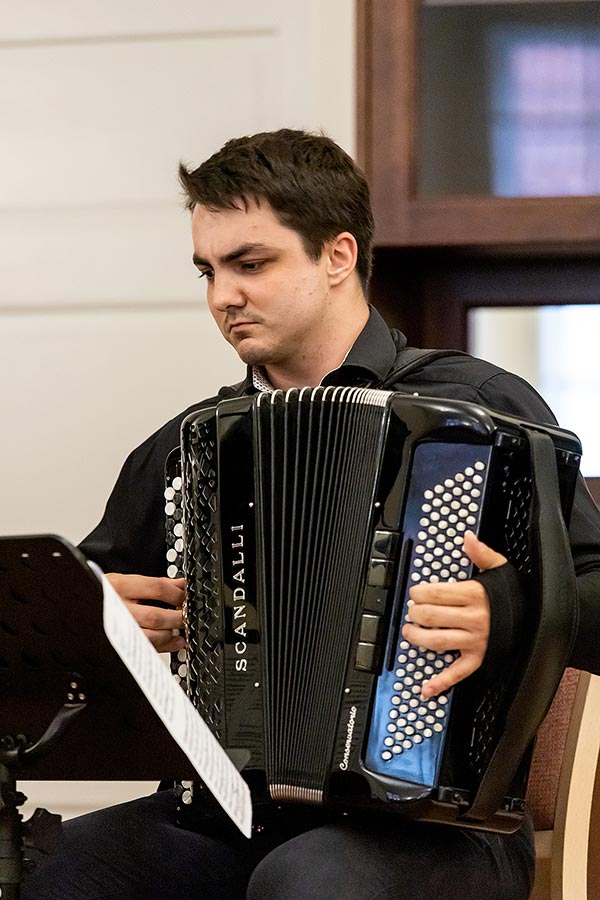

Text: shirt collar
xmin=322 ymin=305 xmax=402 ymax=387
xmin=251 ymin=366 xmax=275 ymax=392
xmin=247 ymin=305 xmax=405 ymax=393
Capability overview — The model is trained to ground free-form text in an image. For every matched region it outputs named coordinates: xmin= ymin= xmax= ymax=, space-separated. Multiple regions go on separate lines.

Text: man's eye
xmin=197 ymin=270 xmax=213 ymax=281
xmin=241 ymin=261 xmax=263 ymax=272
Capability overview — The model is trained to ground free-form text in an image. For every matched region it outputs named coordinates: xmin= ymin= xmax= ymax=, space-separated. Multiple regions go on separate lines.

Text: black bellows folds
xmin=253 ymin=388 xmax=388 ymax=793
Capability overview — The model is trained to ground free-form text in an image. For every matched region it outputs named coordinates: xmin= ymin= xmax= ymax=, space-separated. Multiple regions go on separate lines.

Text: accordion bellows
xmin=166 ymin=388 xmax=581 ymax=832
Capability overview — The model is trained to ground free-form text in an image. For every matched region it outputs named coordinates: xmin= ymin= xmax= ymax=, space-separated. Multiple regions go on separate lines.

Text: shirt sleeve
xmin=77 ymin=391 xmax=232 ymax=576
xmin=78 ymin=423 xmax=180 ymax=576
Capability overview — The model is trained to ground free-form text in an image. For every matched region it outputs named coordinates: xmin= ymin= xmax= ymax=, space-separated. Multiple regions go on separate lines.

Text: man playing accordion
xmin=23 ymin=129 xmax=600 ymax=900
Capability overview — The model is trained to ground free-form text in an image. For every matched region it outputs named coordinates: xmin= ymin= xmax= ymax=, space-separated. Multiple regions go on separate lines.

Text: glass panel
xmin=468 ymin=305 xmax=600 ymax=476
xmin=419 ymin=1 xmax=600 ymax=197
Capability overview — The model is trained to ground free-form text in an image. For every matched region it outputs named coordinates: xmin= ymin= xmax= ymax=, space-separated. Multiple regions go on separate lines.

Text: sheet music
xmin=97 ymin=567 xmax=252 ymax=838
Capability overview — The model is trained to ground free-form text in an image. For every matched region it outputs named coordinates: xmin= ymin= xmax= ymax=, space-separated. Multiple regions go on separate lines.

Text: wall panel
xmin=0 ymin=304 xmax=242 ymax=541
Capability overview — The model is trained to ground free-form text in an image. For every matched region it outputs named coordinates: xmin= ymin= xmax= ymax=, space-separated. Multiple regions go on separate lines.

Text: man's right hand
xmin=106 ymin=573 xmax=187 ymax=653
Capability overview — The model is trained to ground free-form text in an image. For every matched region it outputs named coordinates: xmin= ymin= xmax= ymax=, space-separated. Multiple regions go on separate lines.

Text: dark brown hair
xmin=179 ymin=129 xmax=374 ymax=290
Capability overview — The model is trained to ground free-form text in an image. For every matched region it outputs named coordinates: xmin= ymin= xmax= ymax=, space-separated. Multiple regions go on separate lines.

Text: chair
xmin=526 ymin=668 xmax=600 ymax=900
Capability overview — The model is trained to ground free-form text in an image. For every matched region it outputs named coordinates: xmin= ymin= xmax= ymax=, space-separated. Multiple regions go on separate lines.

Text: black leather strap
xmin=464 ymin=429 xmax=578 ymax=822
xmin=374 ymin=348 xmax=470 ymax=389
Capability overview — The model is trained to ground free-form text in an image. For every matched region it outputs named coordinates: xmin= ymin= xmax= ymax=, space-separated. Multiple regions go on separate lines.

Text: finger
xmin=125 ymin=601 xmax=184 ymax=632
xmin=409 ymin=580 xmax=487 ymax=606
xmin=462 ymin=530 xmax=506 ymax=572
xmin=407 ymin=602 xmax=485 ymax=630
xmin=421 ymin=652 xmax=482 ymax=699
xmin=107 ymin=574 xmax=186 ymax=607
xmin=401 ymin=622 xmax=475 ymax=653
xmin=142 ymin=630 xmax=187 ymax=654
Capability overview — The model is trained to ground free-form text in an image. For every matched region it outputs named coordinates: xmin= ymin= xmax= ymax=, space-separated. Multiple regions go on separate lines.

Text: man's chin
xmin=234 ymin=340 xmax=271 ymax=367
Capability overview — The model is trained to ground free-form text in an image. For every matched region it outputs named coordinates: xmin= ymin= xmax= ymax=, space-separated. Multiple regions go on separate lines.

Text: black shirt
xmin=80 ymin=307 xmax=600 ymax=674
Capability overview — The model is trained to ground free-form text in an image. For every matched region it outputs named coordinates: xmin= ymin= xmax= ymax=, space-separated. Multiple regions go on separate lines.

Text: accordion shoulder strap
xmin=375 ymin=347 xmax=471 ymax=389
xmin=464 ymin=428 xmax=578 ymax=822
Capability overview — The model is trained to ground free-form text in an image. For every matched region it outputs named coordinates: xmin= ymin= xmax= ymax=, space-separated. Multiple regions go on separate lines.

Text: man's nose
xmin=209 ymin=274 xmax=246 ymax=311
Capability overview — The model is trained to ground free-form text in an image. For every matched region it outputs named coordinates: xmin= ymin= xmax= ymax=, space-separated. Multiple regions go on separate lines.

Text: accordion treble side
xmin=166 ymin=388 xmax=581 ymax=832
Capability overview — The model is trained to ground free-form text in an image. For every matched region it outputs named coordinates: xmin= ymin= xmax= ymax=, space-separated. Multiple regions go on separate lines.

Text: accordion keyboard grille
xmin=468 ymin=472 xmax=533 ymax=777
xmin=504 ymin=475 xmax=533 ymax=576
xmin=181 ymin=418 xmax=223 ymax=737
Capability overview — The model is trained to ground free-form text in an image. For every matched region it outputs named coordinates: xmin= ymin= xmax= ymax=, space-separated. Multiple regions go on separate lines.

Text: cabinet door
xmin=358 ymin=0 xmax=600 ymax=248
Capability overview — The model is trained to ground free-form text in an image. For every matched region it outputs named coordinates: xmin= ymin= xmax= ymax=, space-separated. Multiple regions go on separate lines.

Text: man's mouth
xmin=228 ymin=321 xmax=257 ymax=334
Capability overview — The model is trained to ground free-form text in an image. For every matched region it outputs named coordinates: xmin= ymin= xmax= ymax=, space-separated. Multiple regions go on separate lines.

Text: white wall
xmin=0 ymin=0 xmax=356 ymax=543
xmin=469 ymin=306 xmax=600 ymax=476
xmin=1 ymin=0 xmax=355 ymax=819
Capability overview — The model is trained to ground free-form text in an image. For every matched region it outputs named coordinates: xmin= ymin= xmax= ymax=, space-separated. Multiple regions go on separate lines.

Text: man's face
xmin=191 ymin=200 xmax=333 ymax=370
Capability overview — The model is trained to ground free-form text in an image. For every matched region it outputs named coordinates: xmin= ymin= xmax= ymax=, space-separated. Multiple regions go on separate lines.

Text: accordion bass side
xmin=166 ymin=388 xmax=581 ymax=832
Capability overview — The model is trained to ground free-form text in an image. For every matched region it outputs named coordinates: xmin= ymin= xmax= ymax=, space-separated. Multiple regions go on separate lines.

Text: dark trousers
xmin=22 ymin=790 xmax=535 ymax=900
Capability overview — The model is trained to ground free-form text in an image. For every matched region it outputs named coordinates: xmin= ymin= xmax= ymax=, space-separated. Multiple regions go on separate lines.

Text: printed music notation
xmin=97 ymin=565 xmax=252 ymax=838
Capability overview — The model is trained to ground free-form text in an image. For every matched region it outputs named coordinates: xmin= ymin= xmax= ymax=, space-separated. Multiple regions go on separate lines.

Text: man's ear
xmin=325 ymin=232 xmax=358 ymax=287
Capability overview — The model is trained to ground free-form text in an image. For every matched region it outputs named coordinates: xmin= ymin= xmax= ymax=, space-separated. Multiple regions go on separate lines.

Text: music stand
xmin=0 ymin=534 xmax=196 ymax=898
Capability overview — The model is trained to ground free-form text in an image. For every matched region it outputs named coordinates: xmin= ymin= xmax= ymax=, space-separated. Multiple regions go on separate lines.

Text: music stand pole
xmin=0 ymin=760 xmax=24 ymax=900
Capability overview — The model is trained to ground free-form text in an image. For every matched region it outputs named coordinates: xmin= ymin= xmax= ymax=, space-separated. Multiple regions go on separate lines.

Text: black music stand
xmin=0 ymin=534 xmax=196 ymax=899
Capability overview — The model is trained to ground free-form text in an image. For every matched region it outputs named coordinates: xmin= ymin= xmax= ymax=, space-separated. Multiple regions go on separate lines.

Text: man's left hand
xmin=401 ymin=530 xmax=506 ymax=699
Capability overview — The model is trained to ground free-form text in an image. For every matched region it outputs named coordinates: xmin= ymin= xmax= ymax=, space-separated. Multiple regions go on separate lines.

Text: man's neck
xmin=264 ymin=302 xmax=370 ymax=391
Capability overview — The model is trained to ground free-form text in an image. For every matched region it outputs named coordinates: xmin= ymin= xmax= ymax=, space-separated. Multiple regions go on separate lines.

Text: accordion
xmin=165 ymin=388 xmax=581 ymax=832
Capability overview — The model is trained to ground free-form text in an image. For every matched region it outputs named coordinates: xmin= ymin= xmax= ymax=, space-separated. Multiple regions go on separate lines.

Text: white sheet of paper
xmin=98 ymin=568 xmax=252 ymax=838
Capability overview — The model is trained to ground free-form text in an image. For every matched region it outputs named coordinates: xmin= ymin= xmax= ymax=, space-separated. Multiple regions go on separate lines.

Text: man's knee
xmin=246 ymin=824 xmax=393 ymax=900
xmin=247 ymin=837 xmax=333 ymax=900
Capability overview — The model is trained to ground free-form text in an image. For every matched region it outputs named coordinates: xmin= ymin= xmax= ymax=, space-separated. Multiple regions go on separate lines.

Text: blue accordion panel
xmin=364 ymin=442 xmax=493 ymax=788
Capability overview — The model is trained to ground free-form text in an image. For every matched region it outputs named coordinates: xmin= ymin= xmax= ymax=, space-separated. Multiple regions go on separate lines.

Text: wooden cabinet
xmin=357 ymin=0 xmax=600 ymax=349
xmin=356 ymin=1 xmax=600 ymax=487
xmin=358 ymin=0 xmax=600 ymax=251
xmin=357 ymin=0 xmax=600 ymax=340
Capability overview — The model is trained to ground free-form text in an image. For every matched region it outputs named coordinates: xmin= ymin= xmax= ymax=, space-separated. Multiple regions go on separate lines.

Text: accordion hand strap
xmin=464 ymin=429 xmax=578 ymax=822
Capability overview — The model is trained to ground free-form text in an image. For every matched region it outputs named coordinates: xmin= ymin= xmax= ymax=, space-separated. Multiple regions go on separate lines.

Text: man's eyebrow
xmin=192 ymin=243 xmax=273 ymax=268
